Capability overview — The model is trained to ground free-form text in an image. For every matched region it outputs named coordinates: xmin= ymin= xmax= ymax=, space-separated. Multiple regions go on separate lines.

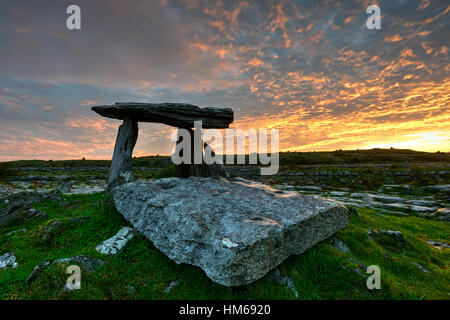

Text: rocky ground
xmin=2 ymin=163 xmax=448 ymax=222
xmin=0 ymin=159 xmax=448 ymax=299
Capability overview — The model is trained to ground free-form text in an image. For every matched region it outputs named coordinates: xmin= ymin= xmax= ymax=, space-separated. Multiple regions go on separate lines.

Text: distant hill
xmin=276 ymin=148 xmax=450 ymax=166
xmin=1 ymin=148 xmax=449 ymax=169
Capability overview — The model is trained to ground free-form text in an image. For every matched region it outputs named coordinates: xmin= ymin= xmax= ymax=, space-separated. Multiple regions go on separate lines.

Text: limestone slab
xmin=113 ymin=177 xmax=350 ymax=286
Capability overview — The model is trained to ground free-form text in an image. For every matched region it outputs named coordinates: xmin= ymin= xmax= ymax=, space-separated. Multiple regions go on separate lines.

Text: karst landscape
xmin=0 ymin=0 xmax=449 ymax=304
xmin=1 ymin=148 xmax=449 ymax=299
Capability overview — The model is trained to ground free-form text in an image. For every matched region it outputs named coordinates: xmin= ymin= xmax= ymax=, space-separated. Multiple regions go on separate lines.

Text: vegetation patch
xmin=0 ymin=192 xmax=448 ymax=300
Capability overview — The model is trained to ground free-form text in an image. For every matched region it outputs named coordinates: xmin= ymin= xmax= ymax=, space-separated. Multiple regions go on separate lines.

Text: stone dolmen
xmin=92 ymin=102 xmax=350 ymax=286
xmin=92 ymin=102 xmax=233 ymax=192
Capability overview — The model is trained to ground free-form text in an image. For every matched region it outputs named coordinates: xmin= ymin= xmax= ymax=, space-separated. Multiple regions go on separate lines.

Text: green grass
xmin=152 ymin=165 xmax=176 ymax=179
xmin=0 ymin=193 xmax=448 ymax=300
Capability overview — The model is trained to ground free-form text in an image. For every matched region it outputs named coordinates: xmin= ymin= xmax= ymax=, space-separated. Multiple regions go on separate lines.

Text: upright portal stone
xmin=173 ymin=127 xmax=205 ymax=178
xmin=107 ymin=117 xmax=138 ymax=193
xmin=173 ymin=128 xmax=229 ymax=179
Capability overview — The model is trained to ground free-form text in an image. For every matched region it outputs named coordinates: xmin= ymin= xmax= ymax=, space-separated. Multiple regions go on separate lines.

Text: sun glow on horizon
xmin=360 ymin=131 xmax=450 ymax=152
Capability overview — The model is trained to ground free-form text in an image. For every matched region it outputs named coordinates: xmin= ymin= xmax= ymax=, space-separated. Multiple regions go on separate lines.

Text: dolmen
xmin=92 ymin=102 xmax=233 ymax=192
xmin=92 ymin=102 xmax=350 ymax=286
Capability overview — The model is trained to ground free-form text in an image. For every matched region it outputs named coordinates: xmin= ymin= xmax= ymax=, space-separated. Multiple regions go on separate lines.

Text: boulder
xmin=113 ymin=177 xmax=350 ymax=286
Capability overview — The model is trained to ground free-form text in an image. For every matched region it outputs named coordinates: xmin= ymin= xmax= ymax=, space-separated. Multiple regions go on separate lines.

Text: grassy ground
xmin=3 ymin=149 xmax=450 ymax=169
xmin=1 ymin=192 xmax=448 ymax=300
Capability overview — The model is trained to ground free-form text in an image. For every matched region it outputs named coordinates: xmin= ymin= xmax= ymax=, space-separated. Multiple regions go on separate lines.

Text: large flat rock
xmin=113 ymin=177 xmax=351 ymax=286
xmin=92 ymin=102 xmax=233 ymax=129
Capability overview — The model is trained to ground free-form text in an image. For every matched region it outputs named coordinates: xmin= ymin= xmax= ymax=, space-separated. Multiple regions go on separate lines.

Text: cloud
xmin=0 ymin=0 xmax=449 ymax=160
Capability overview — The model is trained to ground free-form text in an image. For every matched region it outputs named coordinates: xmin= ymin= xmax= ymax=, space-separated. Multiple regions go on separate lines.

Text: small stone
xmin=349 ymin=258 xmax=367 ymax=271
xmin=346 ymin=206 xmax=359 ymax=216
xmin=59 ymin=181 xmax=73 ymax=194
xmin=425 ymin=185 xmax=450 ymax=192
xmin=0 ymin=252 xmax=18 ymax=269
xmin=369 ymin=194 xmax=405 ymax=203
xmin=265 ymin=268 xmax=298 ymax=298
xmin=95 ymin=227 xmax=137 ymax=255
xmin=425 ymin=240 xmax=450 ymax=250
xmin=411 ymin=262 xmax=429 ymax=273
xmin=127 ymin=285 xmax=137 ymax=295
xmin=164 ymin=279 xmax=183 ymax=293
xmin=435 ymin=208 xmax=450 ymax=215
xmin=329 ymin=191 xmax=348 ymax=197
xmin=353 ymin=268 xmax=366 ymax=279
xmin=41 ymin=220 xmax=64 ymax=240
xmin=6 ymin=228 xmax=27 ymax=236
xmin=331 ymin=238 xmax=351 ymax=253
xmin=367 ymin=229 xmax=378 ymax=237
xmin=296 ymin=186 xmax=322 ymax=192
xmin=404 ymin=199 xmax=436 ymax=207
xmin=379 ymin=230 xmax=406 ymax=243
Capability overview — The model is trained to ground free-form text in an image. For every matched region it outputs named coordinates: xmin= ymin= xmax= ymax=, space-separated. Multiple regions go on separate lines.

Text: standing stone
xmin=173 ymin=129 xmax=229 ymax=179
xmin=107 ymin=117 xmax=138 ymax=193
xmin=174 ymin=128 xmax=207 ymax=178
xmin=204 ymin=142 xmax=229 ymax=178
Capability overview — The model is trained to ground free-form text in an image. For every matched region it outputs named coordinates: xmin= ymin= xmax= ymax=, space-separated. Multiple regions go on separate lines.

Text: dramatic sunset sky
xmin=0 ymin=0 xmax=448 ymax=161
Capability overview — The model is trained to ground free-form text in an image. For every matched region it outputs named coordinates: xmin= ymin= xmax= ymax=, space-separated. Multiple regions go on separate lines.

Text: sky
xmin=0 ymin=0 xmax=448 ymax=161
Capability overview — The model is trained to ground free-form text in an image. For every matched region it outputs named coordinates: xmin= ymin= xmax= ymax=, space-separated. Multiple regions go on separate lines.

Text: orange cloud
xmin=385 ymin=34 xmax=403 ymax=43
